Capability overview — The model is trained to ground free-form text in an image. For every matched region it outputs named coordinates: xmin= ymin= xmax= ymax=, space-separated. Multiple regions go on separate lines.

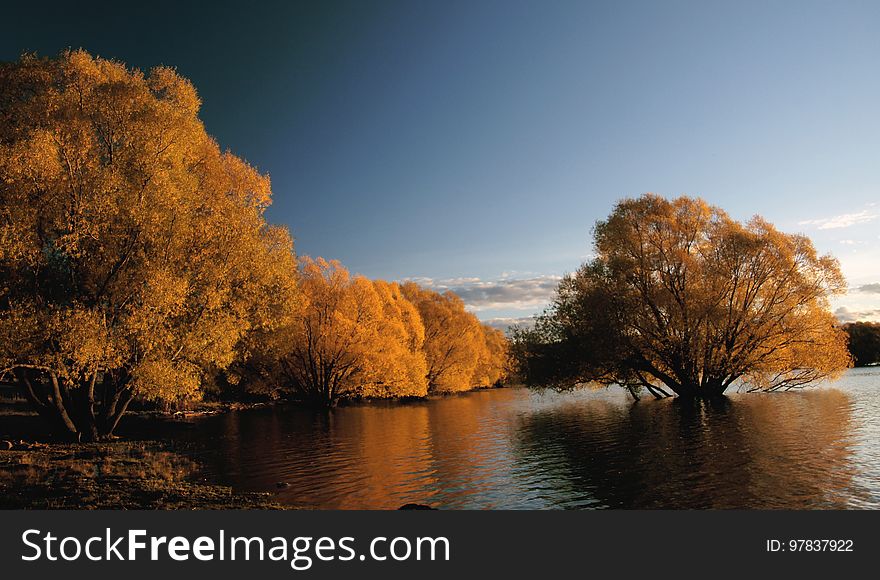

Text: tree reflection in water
xmin=514 ymin=389 xmax=869 ymax=508
xmin=119 ymin=371 xmax=880 ymax=509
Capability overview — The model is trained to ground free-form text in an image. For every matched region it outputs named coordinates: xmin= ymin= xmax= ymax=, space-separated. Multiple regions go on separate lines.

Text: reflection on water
xmin=150 ymin=367 xmax=880 ymax=509
xmin=517 ymin=389 xmax=869 ymax=508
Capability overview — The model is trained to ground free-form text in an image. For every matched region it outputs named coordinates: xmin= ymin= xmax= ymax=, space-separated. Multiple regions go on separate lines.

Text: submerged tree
xmin=512 ymin=194 xmax=851 ymax=399
xmin=0 ymin=51 xmax=298 ymax=439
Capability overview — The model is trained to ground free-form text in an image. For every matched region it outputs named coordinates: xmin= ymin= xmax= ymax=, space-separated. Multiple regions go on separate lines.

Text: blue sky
xmin=3 ymin=0 xmax=879 ymax=326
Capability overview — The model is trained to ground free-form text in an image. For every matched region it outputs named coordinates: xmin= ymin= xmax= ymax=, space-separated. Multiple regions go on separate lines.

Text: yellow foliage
xmin=275 ymin=261 xmax=509 ymax=404
xmin=515 ymin=194 xmax=851 ymax=398
xmin=0 ymin=50 xmax=510 ymax=432
xmin=400 ymin=282 xmax=493 ymax=393
xmin=0 ymin=51 xmax=298 ymax=437
xmin=472 ymin=325 xmax=509 ymax=387
xmin=594 ymin=194 xmax=851 ymax=394
xmin=279 ymin=259 xmax=428 ymax=405
xmin=364 ymin=280 xmax=429 ymax=398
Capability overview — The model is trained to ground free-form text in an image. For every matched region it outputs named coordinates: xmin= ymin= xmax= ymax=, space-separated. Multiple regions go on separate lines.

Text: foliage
xmin=276 ymin=258 xmax=428 ymax=406
xmin=275 ymin=260 xmax=509 ymax=405
xmin=473 ymin=325 xmax=508 ymax=388
xmin=0 ymin=51 xmax=514 ymax=431
xmin=0 ymin=51 xmax=298 ymax=439
xmin=400 ymin=282 xmax=507 ymax=393
xmin=512 ymin=194 xmax=851 ymax=399
xmin=843 ymin=322 xmax=880 ymax=367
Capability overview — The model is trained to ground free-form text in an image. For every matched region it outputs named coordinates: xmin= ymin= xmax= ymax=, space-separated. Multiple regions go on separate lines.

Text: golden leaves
xmin=400 ymin=282 xmax=506 ymax=393
xmin=0 ymin=50 xmax=509 ymax=414
xmin=517 ymin=194 xmax=851 ymax=396
xmin=278 ymin=260 xmax=509 ymax=404
xmin=0 ymin=50 xmax=299 ymax=405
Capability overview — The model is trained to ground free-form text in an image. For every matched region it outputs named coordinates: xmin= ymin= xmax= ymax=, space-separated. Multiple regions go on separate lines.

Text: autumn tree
xmin=365 ymin=280 xmax=429 ymax=398
xmin=512 ymin=194 xmax=851 ymax=399
xmin=472 ymin=324 xmax=508 ymax=387
xmin=843 ymin=322 xmax=880 ymax=367
xmin=278 ymin=258 xmax=428 ymax=407
xmin=401 ymin=282 xmax=490 ymax=393
xmin=0 ymin=51 xmax=298 ymax=440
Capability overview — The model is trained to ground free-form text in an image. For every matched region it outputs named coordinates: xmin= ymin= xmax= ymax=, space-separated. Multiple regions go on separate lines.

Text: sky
xmin=2 ymin=0 xmax=879 ymax=327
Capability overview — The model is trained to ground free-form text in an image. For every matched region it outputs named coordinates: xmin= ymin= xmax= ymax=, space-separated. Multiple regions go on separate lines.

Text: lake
xmin=143 ymin=367 xmax=880 ymax=509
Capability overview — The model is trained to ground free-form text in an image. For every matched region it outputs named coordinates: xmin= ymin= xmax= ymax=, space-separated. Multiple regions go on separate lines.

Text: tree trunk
xmin=105 ymin=389 xmax=133 ymax=437
xmin=643 ymin=383 xmax=669 ymax=399
xmin=48 ymin=372 xmax=80 ymax=440
xmin=78 ymin=373 xmax=100 ymax=442
xmin=701 ymin=381 xmax=728 ymax=398
xmin=14 ymin=367 xmax=134 ymax=442
xmin=668 ymin=381 xmax=728 ymax=399
xmin=14 ymin=369 xmax=59 ymax=430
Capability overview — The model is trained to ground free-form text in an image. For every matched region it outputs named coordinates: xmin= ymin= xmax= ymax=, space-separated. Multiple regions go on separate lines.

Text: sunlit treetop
xmin=513 ymin=194 xmax=851 ymax=399
xmin=0 ymin=50 xmax=298 ymax=439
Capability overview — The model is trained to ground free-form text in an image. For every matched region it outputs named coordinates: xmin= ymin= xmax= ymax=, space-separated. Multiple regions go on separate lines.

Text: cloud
xmin=799 ymin=209 xmax=878 ymax=230
xmin=835 ymin=306 xmax=880 ymax=323
xmin=407 ymin=274 xmax=562 ymax=311
xmin=482 ymin=317 xmax=536 ymax=332
xmin=855 ymin=283 xmax=880 ymax=294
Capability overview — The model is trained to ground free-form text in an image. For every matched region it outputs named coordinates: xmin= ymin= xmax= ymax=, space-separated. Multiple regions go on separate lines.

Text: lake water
xmin=151 ymin=367 xmax=880 ymax=509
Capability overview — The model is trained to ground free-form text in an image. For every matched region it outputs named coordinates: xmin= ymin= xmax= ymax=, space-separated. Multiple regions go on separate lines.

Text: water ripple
xmin=161 ymin=368 xmax=880 ymax=509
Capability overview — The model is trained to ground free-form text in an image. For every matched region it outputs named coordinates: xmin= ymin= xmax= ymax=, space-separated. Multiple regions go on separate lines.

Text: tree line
xmin=230 ymin=257 xmax=508 ymax=406
xmin=0 ymin=51 xmax=507 ymax=441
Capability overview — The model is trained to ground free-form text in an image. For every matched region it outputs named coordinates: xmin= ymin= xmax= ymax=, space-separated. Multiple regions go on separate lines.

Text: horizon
xmin=3 ymin=0 xmax=878 ymax=328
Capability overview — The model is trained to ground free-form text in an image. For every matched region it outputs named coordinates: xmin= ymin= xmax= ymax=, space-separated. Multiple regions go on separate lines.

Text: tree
xmin=400 ymin=282 xmax=485 ymax=393
xmin=512 ymin=194 xmax=851 ymax=399
xmin=278 ymin=258 xmax=429 ymax=406
xmin=0 ymin=51 xmax=298 ymax=440
xmin=365 ymin=280 xmax=429 ymax=398
xmin=472 ymin=324 xmax=508 ymax=387
xmin=843 ymin=322 xmax=880 ymax=367
xmin=276 ymin=267 xmax=509 ymax=404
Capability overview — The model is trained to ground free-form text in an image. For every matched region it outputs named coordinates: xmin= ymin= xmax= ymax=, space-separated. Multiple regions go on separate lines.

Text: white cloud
xmin=835 ymin=306 xmax=880 ymax=323
xmin=855 ymin=283 xmax=880 ymax=294
xmin=405 ymin=274 xmax=562 ymax=312
xmin=799 ymin=209 xmax=879 ymax=230
xmin=482 ymin=317 xmax=536 ymax=332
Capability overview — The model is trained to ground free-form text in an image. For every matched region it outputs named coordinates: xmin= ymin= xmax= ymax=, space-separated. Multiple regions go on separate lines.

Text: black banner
xmin=0 ymin=511 xmax=875 ymax=578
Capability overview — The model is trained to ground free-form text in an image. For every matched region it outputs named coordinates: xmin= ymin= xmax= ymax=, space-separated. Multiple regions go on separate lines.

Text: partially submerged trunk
xmin=627 ymin=374 xmax=730 ymax=401
xmin=661 ymin=379 xmax=729 ymax=399
xmin=13 ymin=368 xmax=133 ymax=442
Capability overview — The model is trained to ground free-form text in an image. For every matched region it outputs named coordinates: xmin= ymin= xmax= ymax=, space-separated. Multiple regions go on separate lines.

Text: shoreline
xmin=0 ymin=440 xmax=290 ymax=510
xmin=0 ymin=386 xmax=509 ymax=509
xmin=1 ymin=383 xmax=511 ymax=420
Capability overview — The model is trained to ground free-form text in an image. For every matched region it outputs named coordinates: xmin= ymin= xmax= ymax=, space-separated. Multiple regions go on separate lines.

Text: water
xmin=148 ymin=367 xmax=880 ymax=509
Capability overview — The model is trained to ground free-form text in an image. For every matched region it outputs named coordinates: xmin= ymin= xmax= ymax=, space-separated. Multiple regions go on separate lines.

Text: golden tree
xmin=279 ymin=258 xmax=428 ymax=406
xmin=472 ymin=324 xmax=508 ymax=387
xmin=365 ymin=280 xmax=429 ymax=398
xmin=0 ymin=51 xmax=298 ymax=439
xmin=512 ymin=194 xmax=851 ymax=399
xmin=400 ymin=282 xmax=488 ymax=393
